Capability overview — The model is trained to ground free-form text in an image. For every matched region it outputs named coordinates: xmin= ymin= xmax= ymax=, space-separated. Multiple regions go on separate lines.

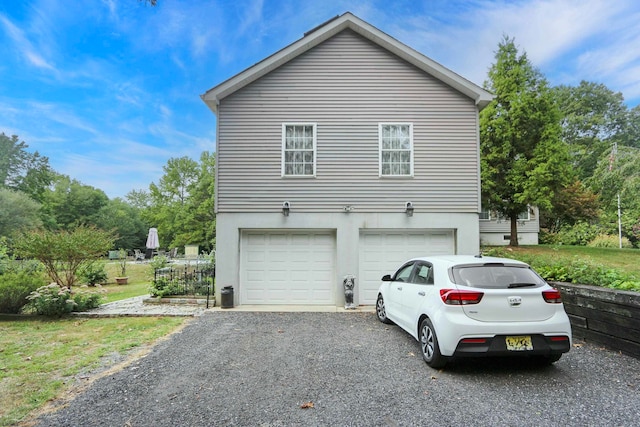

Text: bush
xmin=78 ymin=263 xmax=108 ymax=285
xmin=72 ymin=285 xmax=105 ymax=311
xmin=26 ymin=284 xmax=76 ymax=316
xmin=552 ymin=222 xmax=601 ymax=246
xmin=588 ymin=234 xmax=633 ymax=248
xmin=149 ymin=255 xmax=169 ymax=271
xmin=148 ymin=277 xmax=182 ymax=298
xmin=25 ymin=283 xmax=105 ymax=316
xmin=0 ymin=271 xmax=46 ymax=313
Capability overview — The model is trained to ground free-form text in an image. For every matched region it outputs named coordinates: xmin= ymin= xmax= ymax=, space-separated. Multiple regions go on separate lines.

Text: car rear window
xmin=451 ymin=264 xmax=545 ymax=289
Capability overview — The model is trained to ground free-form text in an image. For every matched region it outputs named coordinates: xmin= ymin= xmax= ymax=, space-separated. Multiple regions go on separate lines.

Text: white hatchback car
xmin=376 ymin=255 xmax=572 ymax=368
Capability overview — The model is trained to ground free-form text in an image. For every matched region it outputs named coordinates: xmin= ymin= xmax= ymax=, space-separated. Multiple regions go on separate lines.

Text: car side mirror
xmin=381 ymin=274 xmax=392 ymax=282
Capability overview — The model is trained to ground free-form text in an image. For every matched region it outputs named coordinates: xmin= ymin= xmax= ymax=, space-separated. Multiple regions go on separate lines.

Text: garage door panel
xmin=241 ymin=231 xmax=336 ymax=305
xmin=359 ymin=230 xmax=454 ymax=305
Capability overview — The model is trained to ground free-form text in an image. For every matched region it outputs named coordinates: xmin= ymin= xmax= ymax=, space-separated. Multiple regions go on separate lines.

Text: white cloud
xmin=383 ymin=0 xmax=639 ymax=104
xmin=27 ymin=102 xmax=99 ymax=135
xmin=0 ymin=14 xmax=57 ymax=72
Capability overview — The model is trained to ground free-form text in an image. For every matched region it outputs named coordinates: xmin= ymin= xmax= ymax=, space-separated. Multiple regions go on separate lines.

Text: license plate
xmin=506 ymin=335 xmax=533 ymax=351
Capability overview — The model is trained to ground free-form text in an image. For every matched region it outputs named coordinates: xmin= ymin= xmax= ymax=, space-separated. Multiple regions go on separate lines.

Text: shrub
xmin=72 ymin=285 xmax=105 ymax=311
xmin=588 ymin=234 xmax=633 ymax=248
xmin=553 ymin=222 xmax=601 ymax=246
xmin=78 ymin=263 xmax=108 ymax=285
xmin=26 ymin=284 xmax=76 ymax=316
xmin=149 ymin=255 xmax=169 ymax=271
xmin=25 ymin=283 xmax=105 ymax=316
xmin=13 ymin=225 xmax=116 ymax=288
xmin=0 ymin=271 xmax=46 ymax=313
xmin=149 ymin=277 xmax=182 ymax=298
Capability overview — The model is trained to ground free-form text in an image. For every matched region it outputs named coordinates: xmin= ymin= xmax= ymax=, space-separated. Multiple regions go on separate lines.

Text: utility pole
xmin=618 ymin=193 xmax=622 ymax=249
xmin=610 ymin=142 xmax=622 ymax=249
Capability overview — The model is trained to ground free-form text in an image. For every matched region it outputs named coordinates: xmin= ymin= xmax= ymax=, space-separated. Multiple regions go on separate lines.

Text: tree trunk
xmin=510 ymin=216 xmax=519 ymax=246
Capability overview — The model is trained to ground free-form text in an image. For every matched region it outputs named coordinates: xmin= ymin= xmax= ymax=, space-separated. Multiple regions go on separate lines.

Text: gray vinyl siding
xmin=216 ymin=29 xmax=480 ymax=213
xmin=479 ymin=209 xmax=540 ymax=234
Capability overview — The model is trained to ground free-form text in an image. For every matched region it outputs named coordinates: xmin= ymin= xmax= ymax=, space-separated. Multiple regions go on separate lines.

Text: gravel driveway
xmin=33 ymin=311 xmax=640 ymax=426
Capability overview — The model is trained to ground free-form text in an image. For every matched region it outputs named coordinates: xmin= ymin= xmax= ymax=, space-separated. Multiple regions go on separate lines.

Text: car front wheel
xmin=376 ymin=295 xmax=393 ymax=324
xmin=420 ymin=318 xmax=447 ymax=368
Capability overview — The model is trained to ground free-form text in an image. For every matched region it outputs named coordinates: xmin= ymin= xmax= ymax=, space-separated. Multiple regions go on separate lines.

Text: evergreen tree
xmin=480 ymin=37 xmax=572 ymax=246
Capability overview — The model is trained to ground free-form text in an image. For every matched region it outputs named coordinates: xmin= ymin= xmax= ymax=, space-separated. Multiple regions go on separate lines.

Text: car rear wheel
xmin=420 ymin=318 xmax=447 ymax=368
xmin=376 ymin=295 xmax=393 ymax=324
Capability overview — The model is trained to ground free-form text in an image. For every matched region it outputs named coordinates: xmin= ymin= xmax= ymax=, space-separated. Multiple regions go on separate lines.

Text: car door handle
xmin=418 ymin=291 xmax=425 ymax=296
xmin=397 ymin=287 xmax=402 ymax=291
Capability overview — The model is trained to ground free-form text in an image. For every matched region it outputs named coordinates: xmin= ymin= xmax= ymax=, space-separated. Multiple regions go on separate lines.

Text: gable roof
xmin=201 ymin=12 xmax=493 ymax=114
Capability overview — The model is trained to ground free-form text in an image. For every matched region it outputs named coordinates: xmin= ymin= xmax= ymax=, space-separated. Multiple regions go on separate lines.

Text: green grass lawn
xmin=0 ymin=316 xmax=187 ymax=426
xmin=101 ymin=261 xmax=154 ymax=302
xmin=491 ymin=244 xmax=640 ymax=276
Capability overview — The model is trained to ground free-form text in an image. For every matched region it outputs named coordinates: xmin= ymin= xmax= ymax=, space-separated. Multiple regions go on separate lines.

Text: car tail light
xmin=542 ymin=289 xmax=562 ymax=303
xmin=549 ymin=336 xmax=569 ymax=342
xmin=440 ymin=289 xmax=484 ymax=305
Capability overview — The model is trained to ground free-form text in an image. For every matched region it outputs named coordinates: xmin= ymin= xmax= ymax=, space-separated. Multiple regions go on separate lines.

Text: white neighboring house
xmin=201 ymin=12 xmax=493 ymax=307
xmin=479 ymin=206 xmax=540 ymax=246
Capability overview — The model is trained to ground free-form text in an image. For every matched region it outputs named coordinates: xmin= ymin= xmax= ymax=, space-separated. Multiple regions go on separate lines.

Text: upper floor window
xmin=282 ymin=124 xmax=316 ymax=177
xmin=479 ymin=209 xmax=491 ymax=221
xmin=379 ymin=123 xmax=413 ymax=177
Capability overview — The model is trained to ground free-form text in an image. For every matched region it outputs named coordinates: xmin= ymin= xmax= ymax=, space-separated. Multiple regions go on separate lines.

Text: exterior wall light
xmin=343 ymin=205 xmax=354 ymax=213
xmin=282 ymin=201 xmax=290 ymax=216
xmin=405 ymin=201 xmax=414 ymax=217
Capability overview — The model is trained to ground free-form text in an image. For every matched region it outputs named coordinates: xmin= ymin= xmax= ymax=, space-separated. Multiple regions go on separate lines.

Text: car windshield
xmin=451 ymin=264 xmax=545 ymax=289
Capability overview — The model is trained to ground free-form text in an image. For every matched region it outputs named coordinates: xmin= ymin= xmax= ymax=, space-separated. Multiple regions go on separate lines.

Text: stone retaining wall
xmin=553 ymin=282 xmax=640 ymax=358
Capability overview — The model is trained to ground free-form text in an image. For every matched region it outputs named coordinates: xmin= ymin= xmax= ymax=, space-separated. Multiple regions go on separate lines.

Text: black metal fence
xmin=152 ymin=263 xmax=215 ymax=308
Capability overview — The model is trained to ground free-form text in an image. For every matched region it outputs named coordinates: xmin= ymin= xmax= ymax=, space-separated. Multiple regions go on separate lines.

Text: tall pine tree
xmin=480 ymin=37 xmax=571 ymax=246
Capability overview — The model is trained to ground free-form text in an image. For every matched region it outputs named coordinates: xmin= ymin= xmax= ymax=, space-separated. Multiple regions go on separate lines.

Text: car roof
xmin=408 ymin=254 xmax=529 ymax=267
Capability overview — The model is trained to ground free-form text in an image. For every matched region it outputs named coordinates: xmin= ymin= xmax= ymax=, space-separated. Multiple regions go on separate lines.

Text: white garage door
xmin=358 ymin=230 xmax=455 ymax=305
xmin=241 ymin=230 xmax=336 ymax=305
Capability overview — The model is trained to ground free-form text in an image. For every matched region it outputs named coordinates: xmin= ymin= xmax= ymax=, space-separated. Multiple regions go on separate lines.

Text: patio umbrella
xmin=146 ymin=228 xmax=159 ymax=257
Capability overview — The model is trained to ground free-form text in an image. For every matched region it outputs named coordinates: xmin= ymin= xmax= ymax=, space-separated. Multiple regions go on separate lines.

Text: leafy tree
xmin=480 ymin=36 xmax=572 ymax=246
xmin=0 ymin=188 xmax=43 ymax=238
xmin=13 ymin=225 xmax=116 ymax=288
xmin=622 ymin=104 xmax=640 ymax=149
xmin=177 ymin=151 xmax=216 ymax=251
xmin=587 ymin=144 xmax=640 ymax=245
xmin=0 ymin=133 xmax=53 ymax=202
xmin=93 ymin=198 xmax=147 ymax=250
xmin=133 ymin=154 xmax=216 ymax=251
xmin=40 ymin=174 xmax=109 ymax=230
xmin=553 ymin=81 xmax=628 ymax=180
xmin=125 ymin=188 xmax=152 ymax=211
xmin=151 ymin=156 xmax=199 ymax=205
xmin=539 ymin=181 xmax=600 ymax=233
xmin=146 ymin=156 xmax=200 ymax=248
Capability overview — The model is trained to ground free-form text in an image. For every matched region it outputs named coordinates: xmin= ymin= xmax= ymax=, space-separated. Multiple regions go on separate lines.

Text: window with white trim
xmin=496 ymin=208 xmax=531 ymax=222
xmin=479 ymin=209 xmax=491 ymax=220
xmin=282 ymin=124 xmax=316 ymax=177
xmin=379 ymin=123 xmax=413 ymax=177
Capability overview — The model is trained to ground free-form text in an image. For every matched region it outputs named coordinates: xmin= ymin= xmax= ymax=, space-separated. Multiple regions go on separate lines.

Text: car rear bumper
xmin=431 ymin=310 xmax=572 ymax=356
xmin=453 ymin=334 xmax=571 ymax=358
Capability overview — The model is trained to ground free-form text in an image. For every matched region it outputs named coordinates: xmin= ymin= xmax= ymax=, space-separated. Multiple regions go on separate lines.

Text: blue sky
xmin=1 ymin=0 xmax=639 ymax=198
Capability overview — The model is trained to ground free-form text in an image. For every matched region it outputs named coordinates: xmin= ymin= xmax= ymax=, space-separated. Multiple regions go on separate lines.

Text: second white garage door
xmin=358 ymin=230 xmax=455 ymax=305
xmin=241 ymin=230 xmax=336 ymax=305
